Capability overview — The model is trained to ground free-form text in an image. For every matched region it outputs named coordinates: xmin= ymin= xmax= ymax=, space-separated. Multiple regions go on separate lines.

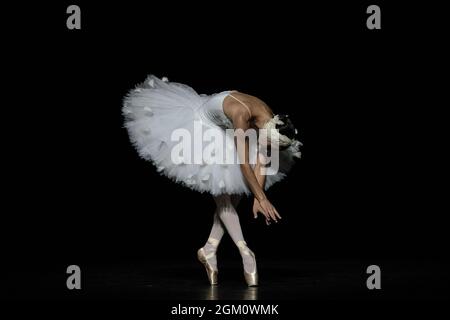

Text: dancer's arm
xmin=232 ymin=113 xmax=281 ymax=223
xmin=252 ymin=152 xmax=274 ymax=225
xmin=253 ymin=152 xmax=267 ymax=188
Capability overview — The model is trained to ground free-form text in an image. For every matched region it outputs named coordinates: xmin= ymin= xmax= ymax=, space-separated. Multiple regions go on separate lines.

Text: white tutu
xmin=122 ymin=75 xmax=300 ymax=196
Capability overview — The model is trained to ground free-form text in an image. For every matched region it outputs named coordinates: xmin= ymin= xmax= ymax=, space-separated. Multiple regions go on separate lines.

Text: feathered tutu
xmin=122 ymin=75 xmax=301 ymax=196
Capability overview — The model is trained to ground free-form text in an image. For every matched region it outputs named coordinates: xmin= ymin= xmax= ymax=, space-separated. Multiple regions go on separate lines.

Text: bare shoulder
xmin=230 ymin=91 xmax=260 ymax=103
xmin=223 ymin=91 xmax=273 ymax=124
xmin=223 ymin=92 xmax=251 ymax=119
xmin=231 ymin=91 xmax=273 ymax=114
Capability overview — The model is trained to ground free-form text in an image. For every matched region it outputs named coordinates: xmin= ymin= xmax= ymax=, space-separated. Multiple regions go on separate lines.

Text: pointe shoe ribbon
xmin=204 ymin=237 xmax=219 ymax=259
xmin=237 ymin=240 xmax=250 ymax=255
xmin=203 ymin=250 xmax=216 ymax=260
xmin=207 ymin=237 xmax=220 ymax=248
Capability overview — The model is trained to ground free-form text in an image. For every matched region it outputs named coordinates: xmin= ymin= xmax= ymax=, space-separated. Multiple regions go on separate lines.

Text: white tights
xmin=202 ymin=194 xmax=256 ymax=273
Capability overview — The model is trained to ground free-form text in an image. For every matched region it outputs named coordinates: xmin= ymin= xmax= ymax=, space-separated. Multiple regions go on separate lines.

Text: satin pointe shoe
xmin=197 ymin=247 xmax=218 ymax=285
xmin=237 ymin=240 xmax=259 ymax=286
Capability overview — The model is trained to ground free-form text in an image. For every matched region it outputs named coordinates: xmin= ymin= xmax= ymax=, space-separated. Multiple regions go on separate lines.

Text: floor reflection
xmin=201 ymin=285 xmax=258 ymax=300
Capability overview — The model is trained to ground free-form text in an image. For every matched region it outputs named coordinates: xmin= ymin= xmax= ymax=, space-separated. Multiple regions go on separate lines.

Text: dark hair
xmin=276 ymin=114 xmax=296 ymax=150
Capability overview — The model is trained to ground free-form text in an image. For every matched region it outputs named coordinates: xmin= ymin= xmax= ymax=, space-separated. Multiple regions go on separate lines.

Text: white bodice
xmin=199 ymin=90 xmax=234 ymax=129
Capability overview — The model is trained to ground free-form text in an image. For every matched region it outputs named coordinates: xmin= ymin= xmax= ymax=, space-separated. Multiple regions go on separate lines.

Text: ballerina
xmin=122 ymin=75 xmax=301 ymax=286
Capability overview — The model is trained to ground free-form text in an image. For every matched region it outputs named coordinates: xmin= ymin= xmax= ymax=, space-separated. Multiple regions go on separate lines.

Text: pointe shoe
xmin=197 ymin=247 xmax=218 ymax=285
xmin=237 ymin=240 xmax=259 ymax=286
xmin=243 ymin=250 xmax=259 ymax=286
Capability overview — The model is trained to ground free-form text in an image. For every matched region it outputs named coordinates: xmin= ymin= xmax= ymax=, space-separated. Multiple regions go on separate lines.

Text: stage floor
xmin=5 ymin=259 xmax=449 ymax=300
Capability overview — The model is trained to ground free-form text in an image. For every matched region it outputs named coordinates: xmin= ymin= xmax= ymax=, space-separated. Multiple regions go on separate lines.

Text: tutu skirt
xmin=122 ymin=75 xmax=300 ymax=196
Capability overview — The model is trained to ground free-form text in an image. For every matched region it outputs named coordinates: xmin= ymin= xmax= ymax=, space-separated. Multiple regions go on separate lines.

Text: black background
xmin=1 ymin=1 xmax=448 ymax=301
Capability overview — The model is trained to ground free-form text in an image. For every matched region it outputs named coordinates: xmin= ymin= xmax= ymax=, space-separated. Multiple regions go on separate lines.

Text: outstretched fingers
xmin=274 ymin=207 xmax=282 ymax=220
xmin=267 ymin=206 xmax=278 ymax=223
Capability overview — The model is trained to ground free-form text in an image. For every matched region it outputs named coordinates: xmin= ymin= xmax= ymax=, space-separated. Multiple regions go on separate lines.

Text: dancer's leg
xmin=201 ymin=195 xmax=243 ymax=270
xmin=213 ymin=194 xmax=256 ymax=274
xmin=201 ymin=208 xmax=225 ymax=271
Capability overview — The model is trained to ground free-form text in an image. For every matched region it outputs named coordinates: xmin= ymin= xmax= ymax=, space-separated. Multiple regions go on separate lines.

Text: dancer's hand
xmin=253 ymin=199 xmax=269 ymax=225
xmin=253 ymin=198 xmax=282 ymax=225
